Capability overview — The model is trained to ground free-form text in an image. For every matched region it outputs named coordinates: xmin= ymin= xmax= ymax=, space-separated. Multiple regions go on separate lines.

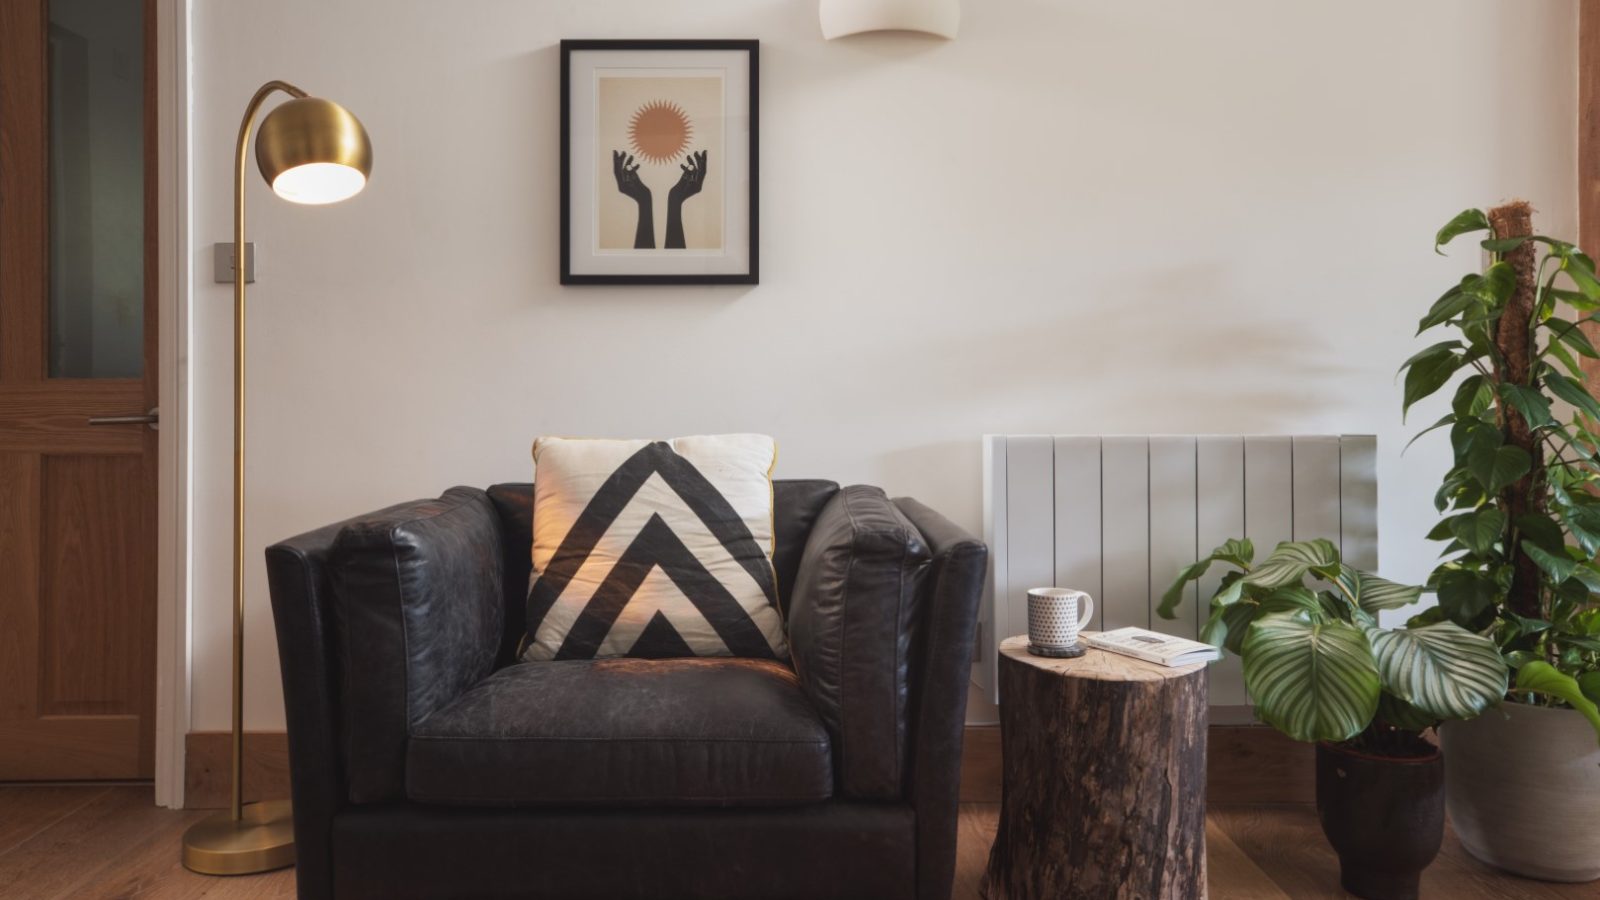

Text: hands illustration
xmin=612 ymin=150 xmax=654 ymax=249
xmin=665 ymin=150 xmax=708 ymax=250
xmin=611 ymin=149 xmax=710 ymax=251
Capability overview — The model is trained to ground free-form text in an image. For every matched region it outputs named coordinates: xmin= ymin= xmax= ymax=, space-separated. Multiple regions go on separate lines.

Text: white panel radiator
xmin=980 ymin=434 xmax=1377 ymax=717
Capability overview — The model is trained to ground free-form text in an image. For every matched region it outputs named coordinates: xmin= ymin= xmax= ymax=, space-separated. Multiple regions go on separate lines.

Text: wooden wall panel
xmin=1099 ymin=436 xmax=1150 ymax=631
xmin=184 ymin=732 xmax=291 ymax=809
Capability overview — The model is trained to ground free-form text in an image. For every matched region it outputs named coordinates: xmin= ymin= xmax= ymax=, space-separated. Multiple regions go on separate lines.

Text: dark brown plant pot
xmin=1315 ymin=741 xmax=1444 ymax=900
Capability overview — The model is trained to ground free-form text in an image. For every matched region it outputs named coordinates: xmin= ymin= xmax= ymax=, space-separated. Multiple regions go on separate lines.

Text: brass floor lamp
xmin=182 ymin=81 xmax=372 ymax=876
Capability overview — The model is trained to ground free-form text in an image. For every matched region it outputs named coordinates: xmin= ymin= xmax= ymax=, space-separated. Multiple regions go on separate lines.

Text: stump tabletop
xmin=998 ymin=633 xmax=1205 ymax=682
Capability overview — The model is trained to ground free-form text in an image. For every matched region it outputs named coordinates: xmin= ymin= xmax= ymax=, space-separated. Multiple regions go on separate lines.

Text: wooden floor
xmin=0 ymin=786 xmax=1590 ymax=898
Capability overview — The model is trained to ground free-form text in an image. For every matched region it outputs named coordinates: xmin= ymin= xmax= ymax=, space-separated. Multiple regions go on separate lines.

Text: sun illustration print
xmin=628 ymin=100 xmax=693 ymax=165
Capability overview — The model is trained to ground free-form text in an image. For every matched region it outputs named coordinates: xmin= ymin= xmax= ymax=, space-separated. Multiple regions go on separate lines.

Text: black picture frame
xmin=560 ymin=39 xmax=759 ymax=286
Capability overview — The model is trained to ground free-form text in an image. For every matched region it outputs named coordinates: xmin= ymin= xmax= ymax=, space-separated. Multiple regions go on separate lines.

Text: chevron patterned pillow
xmin=520 ymin=434 xmax=788 ymax=661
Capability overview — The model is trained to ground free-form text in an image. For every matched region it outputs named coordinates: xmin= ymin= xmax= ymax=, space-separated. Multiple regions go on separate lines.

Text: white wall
xmin=186 ymin=0 xmax=1579 ymax=731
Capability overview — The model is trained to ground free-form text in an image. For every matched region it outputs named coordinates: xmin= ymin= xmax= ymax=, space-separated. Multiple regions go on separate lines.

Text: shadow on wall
xmin=896 ymin=262 xmax=1359 ymax=433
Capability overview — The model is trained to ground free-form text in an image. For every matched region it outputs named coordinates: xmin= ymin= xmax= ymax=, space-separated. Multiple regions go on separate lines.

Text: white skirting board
xmin=978 ymin=434 xmax=1378 ymax=709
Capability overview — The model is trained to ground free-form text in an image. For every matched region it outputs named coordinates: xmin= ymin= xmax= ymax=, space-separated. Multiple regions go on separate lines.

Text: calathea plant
xmin=1400 ymin=203 xmax=1600 ymax=740
xmin=1157 ymin=538 xmax=1506 ymax=748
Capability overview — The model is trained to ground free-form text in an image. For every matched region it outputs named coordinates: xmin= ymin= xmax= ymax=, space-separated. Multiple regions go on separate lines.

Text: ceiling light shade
xmin=820 ymin=0 xmax=959 ymax=40
xmin=255 ymin=97 xmax=372 ymax=204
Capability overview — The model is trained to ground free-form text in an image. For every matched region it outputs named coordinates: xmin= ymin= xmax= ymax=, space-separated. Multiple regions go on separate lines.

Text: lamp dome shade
xmin=255 ymin=97 xmax=372 ymax=204
xmin=820 ymin=0 xmax=959 ymax=39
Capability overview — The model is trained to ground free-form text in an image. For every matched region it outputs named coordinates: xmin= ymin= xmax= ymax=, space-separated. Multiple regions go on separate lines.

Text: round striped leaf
xmin=1366 ymin=622 xmax=1507 ymax=722
xmin=1242 ymin=614 xmax=1380 ymax=743
xmin=1335 ymin=565 xmax=1422 ymax=614
xmin=1243 ymin=539 xmax=1342 ymax=590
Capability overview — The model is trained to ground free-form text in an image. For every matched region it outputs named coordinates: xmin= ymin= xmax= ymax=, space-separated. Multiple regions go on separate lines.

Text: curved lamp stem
xmin=229 ymin=79 xmax=306 ymax=823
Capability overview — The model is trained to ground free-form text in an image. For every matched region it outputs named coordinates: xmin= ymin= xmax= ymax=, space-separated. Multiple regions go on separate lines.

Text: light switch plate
xmin=213 ymin=242 xmax=256 ymax=283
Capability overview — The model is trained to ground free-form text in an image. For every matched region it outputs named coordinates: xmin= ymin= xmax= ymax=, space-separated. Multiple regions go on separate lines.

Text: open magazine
xmin=1084 ymin=627 xmax=1221 ymax=667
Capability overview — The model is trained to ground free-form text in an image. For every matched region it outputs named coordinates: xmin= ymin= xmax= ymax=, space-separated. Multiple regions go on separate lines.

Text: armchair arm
xmin=266 ymin=487 xmax=503 ymax=898
xmin=266 ymin=520 xmax=350 ymax=900
xmin=788 ymin=485 xmax=933 ymax=800
xmin=892 ymin=497 xmax=986 ymax=900
xmin=307 ymin=487 xmax=505 ymax=804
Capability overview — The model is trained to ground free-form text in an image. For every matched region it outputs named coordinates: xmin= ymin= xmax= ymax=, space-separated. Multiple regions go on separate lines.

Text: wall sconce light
xmin=820 ymin=0 xmax=960 ymax=40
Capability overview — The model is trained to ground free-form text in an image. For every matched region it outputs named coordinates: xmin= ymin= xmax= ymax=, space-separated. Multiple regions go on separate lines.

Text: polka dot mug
xmin=1026 ymin=587 xmax=1095 ymax=655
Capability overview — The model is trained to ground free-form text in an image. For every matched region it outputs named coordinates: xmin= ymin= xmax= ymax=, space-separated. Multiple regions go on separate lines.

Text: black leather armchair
xmin=267 ymin=480 xmax=986 ymax=900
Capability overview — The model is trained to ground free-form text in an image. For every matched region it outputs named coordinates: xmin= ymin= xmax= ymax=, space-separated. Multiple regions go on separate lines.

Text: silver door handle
xmin=89 ymin=407 xmax=159 ymax=429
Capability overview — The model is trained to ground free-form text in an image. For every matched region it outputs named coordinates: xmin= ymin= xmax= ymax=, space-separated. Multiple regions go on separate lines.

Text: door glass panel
xmin=47 ymin=0 xmax=143 ymax=379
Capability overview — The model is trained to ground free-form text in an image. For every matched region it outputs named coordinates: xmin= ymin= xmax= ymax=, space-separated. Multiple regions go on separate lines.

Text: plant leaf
xmin=1436 ymin=569 xmax=1500 ymax=623
xmin=1476 ymin=261 xmax=1518 ymax=304
xmin=1203 ymin=600 xmax=1259 ymax=655
xmin=1449 ymin=507 xmax=1506 ymax=555
xmin=1580 ymin=672 xmax=1600 ymax=707
xmin=1402 ymin=343 xmax=1464 ymax=418
xmin=1481 ymin=236 xmax=1529 ymax=253
xmin=1366 ymin=622 xmax=1508 ymax=722
xmin=1435 ymin=209 xmax=1490 ymax=252
xmin=1563 ymin=254 xmax=1600 ymax=302
xmin=1450 ymin=375 xmax=1494 ymax=419
xmin=1242 ymin=614 xmax=1380 ymax=743
xmin=1544 ymin=317 xmax=1600 ymax=358
xmin=1336 ymin=566 xmax=1422 ymax=614
xmin=1157 ymin=538 xmax=1254 ymax=619
xmin=1258 ymin=585 xmax=1328 ymax=619
xmin=1404 ymin=413 xmax=1456 ymax=454
xmin=1560 ymin=504 xmax=1600 ymax=556
xmin=1513 ymin=512 xmax=1566 ymax=554
xmin=1544 ymin=371 xmax=1600 ymax=422
xmin=1377 ymin=691 xmax=1438 ymax=731
xmin=1499 ymin=383 xmax=1555 ymax=429
xmin=1549 ymin=287 xmax=1600 ymax=313
xmin=1522 ymin=543 xmax=1578 ymax=583
xmin=1466 ymin=441 xmax=1532 ymax=495
xmin=1243 ymin=539 xmax=1342 ymax=590
xmin=1515 ymin=661 xmax=1600 ymax=741
xmin=1417 ymin=290 xmax=1475 ymax=334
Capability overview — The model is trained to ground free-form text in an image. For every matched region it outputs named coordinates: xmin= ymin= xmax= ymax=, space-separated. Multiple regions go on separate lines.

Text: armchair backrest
xmin=485 ymin=480 xmax=842 ymax=667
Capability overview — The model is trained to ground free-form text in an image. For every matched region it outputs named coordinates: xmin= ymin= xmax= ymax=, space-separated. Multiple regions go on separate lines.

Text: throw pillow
xmin=522 ymin=434 xmax=788 ymax=661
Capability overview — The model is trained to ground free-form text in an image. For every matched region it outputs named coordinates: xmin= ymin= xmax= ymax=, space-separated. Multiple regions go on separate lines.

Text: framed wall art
xmin=560 ymin=39 xmax=758 ymax=285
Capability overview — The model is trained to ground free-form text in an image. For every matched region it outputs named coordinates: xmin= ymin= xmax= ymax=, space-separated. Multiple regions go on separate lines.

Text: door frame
xmin=153 ymin=0 xmax=190 ymax=808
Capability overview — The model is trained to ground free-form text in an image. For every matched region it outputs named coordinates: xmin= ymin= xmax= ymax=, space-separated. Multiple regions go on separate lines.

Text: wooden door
xmin=0 ymin=0 xmax=157 ymax=780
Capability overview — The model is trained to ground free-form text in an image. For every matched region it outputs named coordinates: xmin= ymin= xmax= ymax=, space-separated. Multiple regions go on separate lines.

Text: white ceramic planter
xmin=1439 ymin=702 xmax=1600 ymax=883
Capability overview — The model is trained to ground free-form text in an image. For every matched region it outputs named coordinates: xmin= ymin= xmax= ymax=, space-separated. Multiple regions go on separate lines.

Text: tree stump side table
xmin=981 ymin=634 xmax=1208 ymax=900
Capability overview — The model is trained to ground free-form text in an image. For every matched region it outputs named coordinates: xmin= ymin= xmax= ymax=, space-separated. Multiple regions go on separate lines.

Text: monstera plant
xmin=1158 ymin=538 xmax=1507 ymax=746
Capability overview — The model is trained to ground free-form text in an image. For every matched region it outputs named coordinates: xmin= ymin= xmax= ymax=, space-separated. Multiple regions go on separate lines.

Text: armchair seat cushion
xmin=406 ymin=657 xmax=834 ymax=808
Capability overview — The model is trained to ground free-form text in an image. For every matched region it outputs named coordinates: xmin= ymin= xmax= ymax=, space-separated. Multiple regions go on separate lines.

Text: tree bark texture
xmin=981 ymin=638 xmax=1208 ymax=900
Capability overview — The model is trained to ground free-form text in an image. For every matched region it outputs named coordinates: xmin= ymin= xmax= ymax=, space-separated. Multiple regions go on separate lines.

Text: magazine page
xmin=1086 ymin=628 xmax=1221 ymax=666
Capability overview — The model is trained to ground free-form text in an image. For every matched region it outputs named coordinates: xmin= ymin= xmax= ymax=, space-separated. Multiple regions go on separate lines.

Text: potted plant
xmin=1159 ymin=538 xmax=1507 ymax=900
xmin=1397 ymin=202 xmax=1600 ymax=882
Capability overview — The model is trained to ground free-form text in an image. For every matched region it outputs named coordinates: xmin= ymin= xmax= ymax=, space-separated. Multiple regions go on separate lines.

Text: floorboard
xmin=0 ymin=787 xmax=1589 ymax=898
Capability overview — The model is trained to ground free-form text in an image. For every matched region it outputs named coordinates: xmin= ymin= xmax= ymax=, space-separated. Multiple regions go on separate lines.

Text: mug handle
xmin=1077 ymin=593 xmax=1096 ymax=630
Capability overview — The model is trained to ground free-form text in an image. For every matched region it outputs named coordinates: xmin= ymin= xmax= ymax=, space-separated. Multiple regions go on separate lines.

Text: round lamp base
xmin=181 ymin=799 xmax=296 ymax=875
